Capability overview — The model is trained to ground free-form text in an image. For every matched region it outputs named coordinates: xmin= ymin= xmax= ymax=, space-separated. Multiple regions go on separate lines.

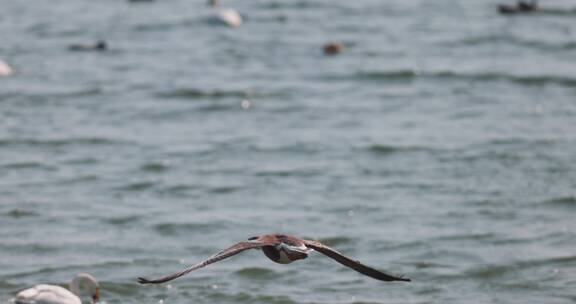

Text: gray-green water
xmin=1 ymin=0 xmax=576 ymax=303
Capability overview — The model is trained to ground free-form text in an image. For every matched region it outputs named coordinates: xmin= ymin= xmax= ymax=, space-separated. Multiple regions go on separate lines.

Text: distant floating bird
xmin=498 ymin=0 xmax=538 ymax=14
xmin=68 ymin=40 xmax=107 ymax=52
xmin=208 ymin=0 xmax=243 ymax=28
xmin=14 ymin=273 xmax=100 ymax=304
xmin=0 ymin=58 xmax=13 ymax=76
xmin=138 ymin=233 xmax=410 ymax=284
xmin=323 ymin=42 xmax=345 ymax=56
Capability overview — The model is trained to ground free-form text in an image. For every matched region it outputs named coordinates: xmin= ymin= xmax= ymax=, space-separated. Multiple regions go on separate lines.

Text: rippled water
xmin=1 ymin=0 xmax=576 ymax=303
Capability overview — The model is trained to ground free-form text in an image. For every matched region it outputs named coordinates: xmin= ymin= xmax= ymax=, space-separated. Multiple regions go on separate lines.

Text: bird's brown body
xmin=138 ymin=233 xmax=410 ymax=284
xmin=323 ymin=42 xmax=345 ymax=55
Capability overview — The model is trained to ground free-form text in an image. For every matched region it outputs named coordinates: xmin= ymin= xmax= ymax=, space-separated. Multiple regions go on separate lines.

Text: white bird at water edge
xmin=13 ymin=273 xmax=100 ymax=304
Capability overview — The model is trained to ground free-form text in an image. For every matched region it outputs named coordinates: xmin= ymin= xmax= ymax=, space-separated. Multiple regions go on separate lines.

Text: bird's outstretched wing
xmin=303 ymin=240 xmax=411 ymax=282
xmin=138 ymin=240 xmax=274 ymax=284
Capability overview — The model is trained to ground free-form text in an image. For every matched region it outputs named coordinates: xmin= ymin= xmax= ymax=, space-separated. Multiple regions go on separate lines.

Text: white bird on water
xmin=14 ymin=273 xmax=100 ymax=304
xmin=208 ymin=0 xmax=242 ymax=28
xmin=0 ymin=58 xmax=13 ymax=76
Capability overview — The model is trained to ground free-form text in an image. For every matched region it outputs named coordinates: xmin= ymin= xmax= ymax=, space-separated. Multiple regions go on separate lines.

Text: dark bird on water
xmin=498 ymin=0 xmax=538 ymax=14
xmin=323 ymin=42 xmax=345 ymax=55
xmin=68 ymin=40 xmax=107 ymax=52
xmin=138 ymin=233 xmax=411 ymax=284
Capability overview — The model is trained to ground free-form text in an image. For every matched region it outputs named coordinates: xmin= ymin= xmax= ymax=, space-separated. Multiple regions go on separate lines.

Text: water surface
xmin=1 ymin=0 xmax=576 ymax=303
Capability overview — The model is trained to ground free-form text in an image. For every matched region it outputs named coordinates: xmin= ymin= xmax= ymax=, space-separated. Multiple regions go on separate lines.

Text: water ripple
xmin=0 ymin=88 xmax=103 ymax=102
xmin=0 ymin=161 xmax=55 ymax=170
xmin=0 ymin=137 xmax=129 ymax=147
xmin=116 ymin=181 xmax=156 ymax=192
xmin=153 ymin=222 xmax=220 ymax=236
xmin=258 ymin=1 xmax=325 ymax=10
xmin=314 ymin=236 xmax=355 ymax=247
xmin=2 ymin=209 xmax=37 ymax=219
xmin=156 ymin=88 xmax=284 ymax=100
xmin=365 ymin=144 xmax=432 ymax=156
xmin=444 ymin=34 xmax=576 ymax=51
xmin=535 ymin=8 xmax=576 ymax=16
xmin=323 ymin=69 xmax=576 ymax=87
xmin=464 ymin=255 xmax=576 ymax=280
xmin=540 ymin=196 xmax=576 ymax=208
xmin=140 ymin=162 xmax=171 ymax=173
xmin=233 ymin=267 xmax=276 ymax=279
xmin=102 ymin=215 xmax=142 ymax=226
xmin=205 ymin=292 xmax=297 ymax=304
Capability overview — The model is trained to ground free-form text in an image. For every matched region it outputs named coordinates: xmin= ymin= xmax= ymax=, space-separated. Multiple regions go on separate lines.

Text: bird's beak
xmin=92 ymin=287 xmax=100 ymax=303
xmin=292 ymin=247 xmax=311 ymax=254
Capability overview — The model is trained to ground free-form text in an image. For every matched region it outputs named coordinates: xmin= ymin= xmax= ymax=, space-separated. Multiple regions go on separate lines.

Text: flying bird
xmin=138 ymin=234 xmax=410 ymax=284
xmin=14 ymin=273 xmax=100 ymax=304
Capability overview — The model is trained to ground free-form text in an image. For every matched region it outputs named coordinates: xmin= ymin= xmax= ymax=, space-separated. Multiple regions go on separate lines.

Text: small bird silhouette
xmin=68 ymin=40 xmax=107 ymax=52
xmin=323 ymin=42 xmax=345 ymax=56
xmin=498 ymin=0 xmax=538 ymax=14
xmin=138 ymin=234 xmax=410 ymax=284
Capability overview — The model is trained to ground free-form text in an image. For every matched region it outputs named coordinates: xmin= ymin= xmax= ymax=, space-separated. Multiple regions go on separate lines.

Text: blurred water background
xmin=1 ymin=0 xmax=576 ymax=303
